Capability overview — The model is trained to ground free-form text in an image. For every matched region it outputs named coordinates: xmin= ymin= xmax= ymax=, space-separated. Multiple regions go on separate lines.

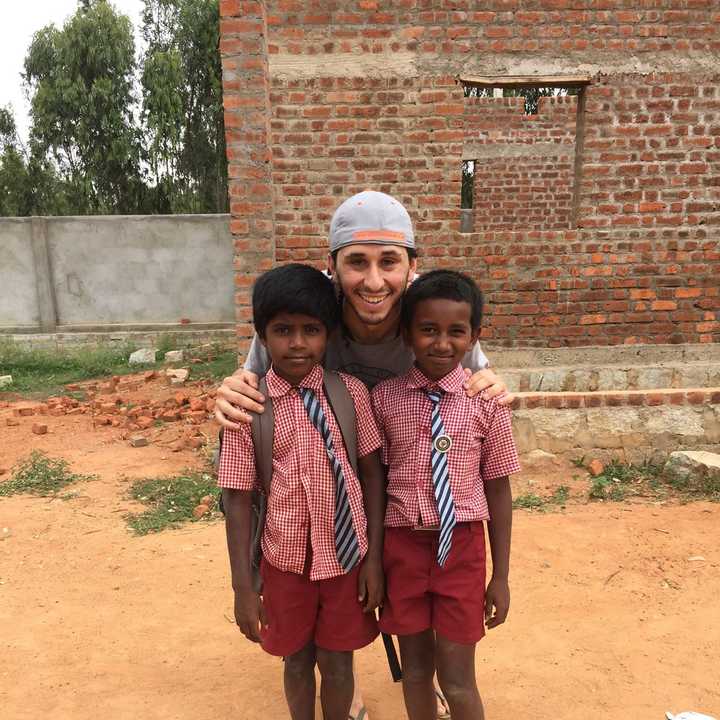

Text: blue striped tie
xmin=299 ymin=387 xmax=360 ymax=572
xmin=426 ymin=390 xmax=457 ymax=567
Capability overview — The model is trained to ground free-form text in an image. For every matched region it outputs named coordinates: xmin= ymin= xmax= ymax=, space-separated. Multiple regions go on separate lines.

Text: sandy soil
xmin=1 ymin=385 xmax=719 ymax=720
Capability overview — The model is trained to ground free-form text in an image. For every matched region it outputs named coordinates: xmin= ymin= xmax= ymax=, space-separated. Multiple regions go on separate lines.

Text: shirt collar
xmin=265 ymin=364 xmax=324 ymax=397
xmin=406 ymin=363 xmax=466 ymax=394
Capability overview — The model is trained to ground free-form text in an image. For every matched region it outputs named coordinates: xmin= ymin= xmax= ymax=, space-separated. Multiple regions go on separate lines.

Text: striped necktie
xmin=426 ymin=390 xmax=457 ymax=567
xmin=299 ymin=387 xmax=360 ymax=572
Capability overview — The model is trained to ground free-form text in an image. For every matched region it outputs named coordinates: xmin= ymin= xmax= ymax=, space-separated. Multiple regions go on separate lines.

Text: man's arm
xmin=356 ymin=450 xmax=386 ymax=613
xmin=215 ymin=333 xmax=269 ymax=428
xmin=222 ymin=488 xmax=266 ymax=642
xmin=483 ymin=476 xmax=512 ymax=629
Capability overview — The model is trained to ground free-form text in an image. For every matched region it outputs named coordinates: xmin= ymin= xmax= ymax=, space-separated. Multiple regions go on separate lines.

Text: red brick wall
xmin=220 ymin=0 xmax=720 ymax=349
xmin=269 ymin=76 xmax=463 ymax=264
xmin=466 ymin=95 xmax=577 ymax=232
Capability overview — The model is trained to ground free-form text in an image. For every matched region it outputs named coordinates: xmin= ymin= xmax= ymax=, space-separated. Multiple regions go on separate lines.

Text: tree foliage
xmin=23 ymin=1 xmax=144 ymax=213
xmin=0 ymin=0 xmax=228 ymax=217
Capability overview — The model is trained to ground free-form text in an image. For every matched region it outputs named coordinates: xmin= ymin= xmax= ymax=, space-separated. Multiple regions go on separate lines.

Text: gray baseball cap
xmin=329 ymin=191 xmax=415 ymax=253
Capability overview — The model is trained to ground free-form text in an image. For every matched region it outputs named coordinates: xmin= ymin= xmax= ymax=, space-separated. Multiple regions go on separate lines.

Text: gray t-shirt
xmin=244 ymin=329 xmax=489 ymax=390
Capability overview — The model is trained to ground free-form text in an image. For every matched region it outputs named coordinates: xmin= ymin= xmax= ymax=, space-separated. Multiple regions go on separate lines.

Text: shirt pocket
xmin=382 ymin=411 xmax=423 ymax=466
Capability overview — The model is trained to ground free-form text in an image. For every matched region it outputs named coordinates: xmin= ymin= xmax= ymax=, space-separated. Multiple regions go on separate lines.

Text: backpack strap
xmin=250 ymin=376 xmax=274 ymax=494
xmin=322 ymin=369 xmax=358 ymax=475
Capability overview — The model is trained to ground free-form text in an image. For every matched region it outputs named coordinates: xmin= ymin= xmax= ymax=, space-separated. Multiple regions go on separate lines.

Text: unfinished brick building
xmin=219 ymin=1 xmax=720 ymax=352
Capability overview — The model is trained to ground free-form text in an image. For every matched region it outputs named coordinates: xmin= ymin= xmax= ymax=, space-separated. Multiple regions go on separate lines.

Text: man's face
xmin=328 ymin=244 xmax=416 ymax=327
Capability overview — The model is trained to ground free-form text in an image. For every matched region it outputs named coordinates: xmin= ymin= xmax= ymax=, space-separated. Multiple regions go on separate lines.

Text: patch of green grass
xmin=588 ymin=459 xmax=665 ymax=502
xmin=514 ymin=485 xmax=571 ymax=512
xmin=0 ymin=451 xmax=96 ymax=497
xmin=571 ymin=456 xmax=586 ymax=468
xmin=513 ymin=493 xmax=545 ymax=510
xmin=188 ymin=350 xmax=239 ymax=382
xmin=126 ymin=471 xmax=218 ymax=535
xmin=155 ymin=333 xmax=178 ymax=361
xmin=664 ymin=467 xmax=720 ymax=500
xmin=0 ymin=339 xmax=139 ymax=395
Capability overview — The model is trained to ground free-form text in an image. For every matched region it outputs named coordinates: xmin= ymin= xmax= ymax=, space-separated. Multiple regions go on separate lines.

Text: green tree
xmin=23 ymin=0 xmax=145 ymax=214
xmin=140 ymin=0 xmax=228 ymax=213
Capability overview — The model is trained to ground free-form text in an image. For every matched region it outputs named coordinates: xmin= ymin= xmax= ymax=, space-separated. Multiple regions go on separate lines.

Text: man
xmin=215 ymin=190 xmax=512 ymax=720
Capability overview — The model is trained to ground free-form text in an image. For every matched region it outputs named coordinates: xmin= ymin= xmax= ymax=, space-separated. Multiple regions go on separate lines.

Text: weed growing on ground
xmin=188 ymin=349 xmax=238 ymax=382
xmin=155 ymin=333 xmax=178 ymax=361
xmin=126 ymin=471 xmax=218 ymax=535
xmin=586 ymin=459 xmax=666 ymax=502
xmin=0 ymin=339 xmax=138 ymax=394
xmin=0 ymin=451 xmax=96 ymax=497
xmin=513 ymin=485 xmax=570 ymax=512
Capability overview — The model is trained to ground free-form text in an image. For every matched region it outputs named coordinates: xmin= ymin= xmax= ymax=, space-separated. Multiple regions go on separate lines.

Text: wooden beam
xmin=459 ymin=74 xmax=591 ymax=88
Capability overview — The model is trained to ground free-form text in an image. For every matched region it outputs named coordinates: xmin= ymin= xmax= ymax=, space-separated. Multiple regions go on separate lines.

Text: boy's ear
xmin=469 ymin=325 xmax=482 ymax=348
xmin=327 ymin=252 xmax=335 ymax=277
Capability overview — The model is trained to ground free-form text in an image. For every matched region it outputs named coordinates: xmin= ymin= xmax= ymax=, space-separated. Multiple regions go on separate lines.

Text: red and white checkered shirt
xmin=218 ymin=364 xmax=382 ymax=581
xmin=371 ymin=363 xmax=521 ymax=528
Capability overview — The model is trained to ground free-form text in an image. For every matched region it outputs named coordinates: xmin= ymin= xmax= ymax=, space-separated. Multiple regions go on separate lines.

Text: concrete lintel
xmin=269 ymin=51 xmax=417 ymax=79
xmin=462 ymin=141 xmax=574 ymax=161
xmin=29 ymin=217 xmax=58 ymax=333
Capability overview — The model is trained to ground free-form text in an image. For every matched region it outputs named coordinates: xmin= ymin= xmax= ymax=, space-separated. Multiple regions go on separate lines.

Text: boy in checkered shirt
xmin=371 ymin=270 xmax=521 ymax=720
xmin=218 ymin=264 xmax=386 ymax=720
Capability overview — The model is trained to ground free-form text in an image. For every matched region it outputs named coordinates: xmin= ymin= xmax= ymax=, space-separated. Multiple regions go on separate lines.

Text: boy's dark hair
xmin=253 ymin=263 xmax=340 ymax=338
xmin=401 ymin=270 xmax=484 ymax=331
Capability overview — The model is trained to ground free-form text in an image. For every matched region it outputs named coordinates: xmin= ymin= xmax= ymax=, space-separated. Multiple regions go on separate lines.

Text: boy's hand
xmin=463 ymin=367 xmax=513 ymax=406
xmin=234 ymin=588 xmax=267 ymax=643
xmin=484 ymin=576 xmax=510 ymax=629
xmin=357 ymin=557 xmax=384 ymax=613
xmin=215 ymin=369 xmax=265 ymax=429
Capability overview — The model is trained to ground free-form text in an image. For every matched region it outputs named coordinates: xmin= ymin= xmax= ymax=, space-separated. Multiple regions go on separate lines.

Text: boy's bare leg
xmin=397 ymin=630 xmax=437 ymax=720
xmin=284 ymin=641 xmax=317 ymax=720
xmin=435 ymin=635 xmax=484 ymax=720
xmin=350 ymin=662 xmax=366 ymax=718
xmin=316 ymin=647 xmax=354 ymax=720
xmin=351 ymin=653 xmax=447 ymax=719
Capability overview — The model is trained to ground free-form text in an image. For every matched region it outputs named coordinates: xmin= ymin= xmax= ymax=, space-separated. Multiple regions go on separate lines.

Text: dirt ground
xmin=1 ymin=379 xmax=719 ymax=720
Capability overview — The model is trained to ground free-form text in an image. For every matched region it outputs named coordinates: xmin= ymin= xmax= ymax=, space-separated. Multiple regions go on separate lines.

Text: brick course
xmin=221 ymin=1 xmax=720 ymax=349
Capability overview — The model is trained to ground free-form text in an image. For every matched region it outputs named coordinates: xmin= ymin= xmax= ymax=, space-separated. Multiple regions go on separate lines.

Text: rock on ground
xmin=664 ymin=451 xmax=720 ymax=492
xmin=164 ymin=350 xmax=184 ymax=363
xmin=0 ymin=375 xmax=13 ymax=388
xmin=129 ymin=348 xmax=157 ymax=365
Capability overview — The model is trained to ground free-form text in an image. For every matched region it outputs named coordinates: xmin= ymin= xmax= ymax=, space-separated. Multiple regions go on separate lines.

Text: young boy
xmin=218 ymin=263 xmax=386 ymax=720
xmin=371 ymin=270 xmax=521 ymax=720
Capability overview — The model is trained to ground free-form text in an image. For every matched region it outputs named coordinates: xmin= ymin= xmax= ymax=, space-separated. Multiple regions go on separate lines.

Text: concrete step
xmin=502 ymin=362 xmax=720 ymax=393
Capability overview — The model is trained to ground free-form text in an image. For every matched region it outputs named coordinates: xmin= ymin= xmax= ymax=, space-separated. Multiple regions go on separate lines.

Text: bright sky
xmin=0 ymin=0 xmax=145 ymax=144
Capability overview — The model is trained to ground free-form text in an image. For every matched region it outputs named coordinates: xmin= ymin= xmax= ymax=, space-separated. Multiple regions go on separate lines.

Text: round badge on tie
xmin=434 ymin=434 xmax=452 ymax=454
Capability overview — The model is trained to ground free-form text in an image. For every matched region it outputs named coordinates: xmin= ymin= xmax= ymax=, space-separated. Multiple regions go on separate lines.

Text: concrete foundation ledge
xmin=510 ymin=387 xmax=720 ymax=461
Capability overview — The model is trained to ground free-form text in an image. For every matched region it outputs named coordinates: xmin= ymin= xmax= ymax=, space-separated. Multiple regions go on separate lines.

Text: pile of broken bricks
xmin=3 ymin=368 xmax=219 ymax=452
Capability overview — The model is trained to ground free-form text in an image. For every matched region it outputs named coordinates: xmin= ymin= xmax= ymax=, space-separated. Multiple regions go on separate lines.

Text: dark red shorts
xmin=259 ymin=558 xmax=379 ymax=657
xmin=379 ymin=522 xmax=487 ymax=645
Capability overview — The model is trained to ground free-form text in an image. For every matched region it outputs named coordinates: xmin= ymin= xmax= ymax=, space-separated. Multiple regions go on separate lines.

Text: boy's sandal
xmin=349 ymin=707 xmax=367 ymax=720
xmin=436 ymin=689 xmax=452 ymax=719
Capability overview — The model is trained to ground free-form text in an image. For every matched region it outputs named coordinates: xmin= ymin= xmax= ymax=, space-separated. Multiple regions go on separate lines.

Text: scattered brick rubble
xmin=2 ymin=368 xmax=218 ymax=453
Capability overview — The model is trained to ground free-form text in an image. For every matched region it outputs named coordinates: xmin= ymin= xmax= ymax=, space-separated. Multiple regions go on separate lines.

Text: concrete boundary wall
xmin=0 ymin=214 xmax=235 ymax=332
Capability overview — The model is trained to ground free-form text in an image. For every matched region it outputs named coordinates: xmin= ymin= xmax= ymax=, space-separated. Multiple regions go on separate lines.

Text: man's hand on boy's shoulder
xmin=484 ymin=576 xmax=510 ymax=629
xmin=215 ymin=369 xmax=266 ymax=429
xmin=234 ymin=587 xmax=267 ymax=643
xmin=463 ymin=367 xmax=514 ymax=406
xmin=357 ymin=556 xmax=385 ymax=613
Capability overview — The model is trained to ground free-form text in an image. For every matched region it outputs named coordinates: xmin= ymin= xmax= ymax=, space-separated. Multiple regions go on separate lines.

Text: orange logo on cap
xmin=352 ymin=230 xmax=406 ymax=242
